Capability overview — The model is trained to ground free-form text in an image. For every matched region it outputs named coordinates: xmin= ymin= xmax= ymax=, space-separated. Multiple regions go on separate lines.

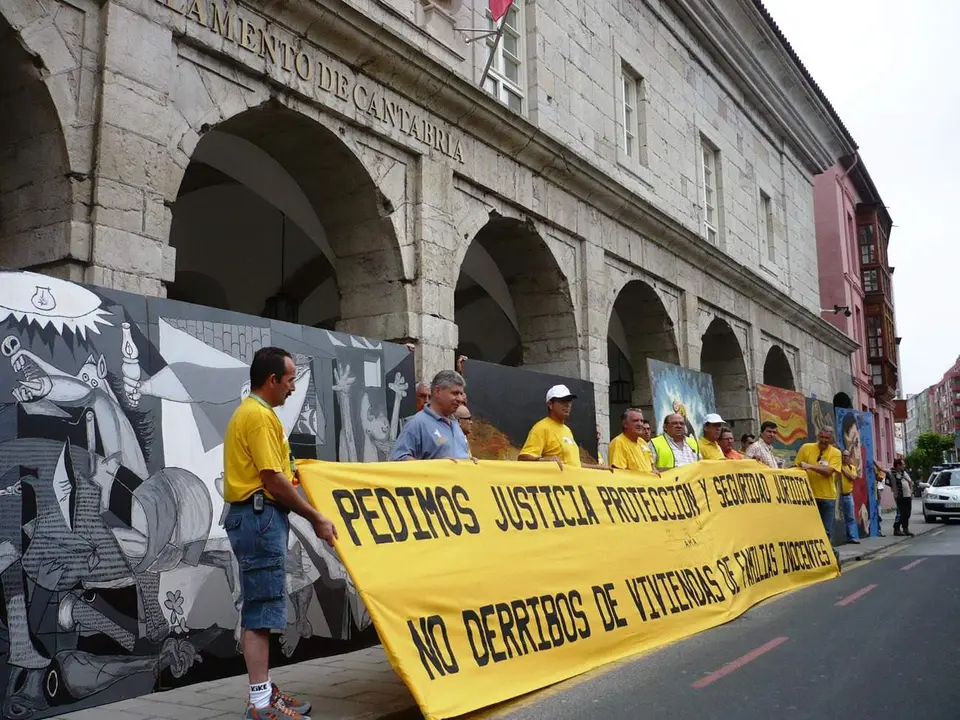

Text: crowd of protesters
xmin=223 ymin=348 xmax=912 ymax=719
xmin=391 ymin=369 xmax=913 ymax=549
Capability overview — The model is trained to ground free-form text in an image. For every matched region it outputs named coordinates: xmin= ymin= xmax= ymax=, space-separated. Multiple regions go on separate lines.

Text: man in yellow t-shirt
xmin=519 ymin=384 xmax=606 ymax=470
xmin=839 ymin=450 xmax=861 ymax=544
xmin=698 ymin=413 xmax=725 ymax=460
xmin=794 ymin=428 xmax=843 ymax=542
xmin=608 ymin=408 xmax=655 ymax=474
xmin=222 ymin=347 xmax=338 ymax=718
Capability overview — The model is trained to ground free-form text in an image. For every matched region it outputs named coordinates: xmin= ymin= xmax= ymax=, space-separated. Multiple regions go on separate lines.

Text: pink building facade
xmin=814 ymin=156 xmax=899 ymax=465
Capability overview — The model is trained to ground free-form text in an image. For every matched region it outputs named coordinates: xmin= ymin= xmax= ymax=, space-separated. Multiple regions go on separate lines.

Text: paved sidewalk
xmin=837 ymin=497 xmax=937 ymax=567
xmin=52 ymin=646 xmax=418 ymax=720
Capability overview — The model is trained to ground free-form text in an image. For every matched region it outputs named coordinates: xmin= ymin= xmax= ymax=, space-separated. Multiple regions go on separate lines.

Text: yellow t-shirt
xmin=223 ymin=395 xmax=293 ymax=503
xmin=641 ymin=440 xmax=654 ymax=463
xmin=520 ymin=417 xmax=582 ymax=467
xmin=608 ymin=433 xmax=654 ymax=473
xmin=794 ymin=442 xmax=843 ymax=500
xmin=840 ymin=463 xmax=857 ymax=495
xmin=699 ymin=437 xmax=724 ymax=460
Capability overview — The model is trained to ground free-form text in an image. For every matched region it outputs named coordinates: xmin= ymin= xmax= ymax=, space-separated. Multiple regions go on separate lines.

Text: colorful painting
xmin=805 ymin=397 xmax=836 ymax=439
xmin=461 ymin=360 xmax=598 ymax=463
xmin=647 ymin=359 xmax=716 ymax=439
xmin=756 ymin=383 xmax=807 ymax=464
xmin=0 ymin=270 xmax=420 ymax=717
xmin=835 ymin=408 xmax=878 ymax=538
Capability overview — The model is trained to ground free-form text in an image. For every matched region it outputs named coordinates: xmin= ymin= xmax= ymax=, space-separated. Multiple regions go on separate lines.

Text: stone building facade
xmin=0 ymin=0 xmax=858 ymax=444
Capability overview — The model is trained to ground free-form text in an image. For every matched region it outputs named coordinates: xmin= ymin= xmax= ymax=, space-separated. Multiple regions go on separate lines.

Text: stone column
xmin=582 ymin=242 xmax=610 ymax=453
xmin=413 ymin=157 xmax=460 ymax=382
xmin=680 ymin=291 xmax=701 ymax=369
xmin=84 ymin=3 xmax=177 ymax=297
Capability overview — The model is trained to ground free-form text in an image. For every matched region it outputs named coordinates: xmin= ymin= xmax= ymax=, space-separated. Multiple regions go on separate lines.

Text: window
xmin=759 ymin=191 xmax=774 ymax=262
xmin=862 ymin=268 xmax=879 ymax=292
xmin=701 ymin=141 xmax=719 ymax=244
xmin=854 ymin=307 xmax=864 ymax=372
xmin=866 ymin=315 xmax=884 ymax=358
xmin=619 ymin=65 xmax=646 ymax=162
xmin=858 ymin=224 xmax=876 ymax=265
xmin=846 ymin=213 xmax=856 ymax=268
xmin=483 ymin=3 xmax=523 ymax=112
xmin=871 ymin=363 xmax=883 ymax=386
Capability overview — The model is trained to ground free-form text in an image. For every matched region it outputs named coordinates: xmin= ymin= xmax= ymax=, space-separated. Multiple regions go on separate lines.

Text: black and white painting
xmin=0 ymin=270 xmax=414 ymax=718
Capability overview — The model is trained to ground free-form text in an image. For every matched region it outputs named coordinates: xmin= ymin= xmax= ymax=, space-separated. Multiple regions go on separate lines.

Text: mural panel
xmin=756 ymin=383 xmax=807 ymax=465
xmin=835 ymin=408 xmax=878 ymax=538
xmin=0 ymin=270 xmax=417 ymax=718
xmin=647 ymin=359 xmax=716 ymax=438
xmin=461 ymin=360 xmax=598 ymax=463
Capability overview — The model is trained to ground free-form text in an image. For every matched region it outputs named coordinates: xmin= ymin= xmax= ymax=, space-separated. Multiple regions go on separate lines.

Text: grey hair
xmin=431 ymin=369 xmax=465 ymax=391
xmin=620 ymin=407 xmax=643 ymax=423
xmin=416 ymin=382 xmax=430 ymax=392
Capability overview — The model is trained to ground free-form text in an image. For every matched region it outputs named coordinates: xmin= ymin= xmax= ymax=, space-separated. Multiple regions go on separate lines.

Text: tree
xmin=905 ymin=432 xmax=955 ymax=481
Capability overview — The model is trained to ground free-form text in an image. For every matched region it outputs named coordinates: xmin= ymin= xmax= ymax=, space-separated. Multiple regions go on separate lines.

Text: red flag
xmin=489 ymin=0 xmax=513 ymax=22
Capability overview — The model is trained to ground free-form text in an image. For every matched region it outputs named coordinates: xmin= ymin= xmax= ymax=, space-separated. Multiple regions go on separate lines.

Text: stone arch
xmin=168 ymin=100 xmax=409 ymax=339
xmin=700 ymin=317 xmax=751 ymax=434
xmin=606 ymin=279 xmax=679 ymax=434
xmin=0 ymin=10 xmax=74 ymax=273
xmin=763 ymin=345 xmax=795 ymax=391
xmin=833 ymin=392 xmax=853 ymax=410
xmin=455 ymin=215 xmax=579 ymax=376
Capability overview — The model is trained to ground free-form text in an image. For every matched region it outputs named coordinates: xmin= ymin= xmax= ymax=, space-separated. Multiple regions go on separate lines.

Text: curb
xmin=838 ymin=523 xmax=941 ymax=568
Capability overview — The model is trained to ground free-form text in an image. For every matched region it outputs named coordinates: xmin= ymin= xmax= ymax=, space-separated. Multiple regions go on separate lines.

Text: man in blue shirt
xmin=390 ymin=370 xmax=472 ymax=460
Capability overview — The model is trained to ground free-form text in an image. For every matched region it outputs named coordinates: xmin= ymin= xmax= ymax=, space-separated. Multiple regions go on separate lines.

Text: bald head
xmin=455 ymin=404 xmax=473 ymax=436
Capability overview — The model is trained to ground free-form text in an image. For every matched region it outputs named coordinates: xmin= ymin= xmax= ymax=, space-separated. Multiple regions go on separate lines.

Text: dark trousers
xmin=894 ymin=497 xmax=912 ymax=533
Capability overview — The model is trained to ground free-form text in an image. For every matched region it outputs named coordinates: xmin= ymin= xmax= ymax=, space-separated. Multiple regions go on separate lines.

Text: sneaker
xmin=273 ymin=684 xmax=312 ymax=716
xmin=244 ymin=698 xmax=309 ymax=719
xmin=904 ymin=531 xmax=914 ymax=537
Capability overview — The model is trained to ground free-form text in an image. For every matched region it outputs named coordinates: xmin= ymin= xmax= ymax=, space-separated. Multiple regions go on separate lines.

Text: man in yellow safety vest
xmin=650 ymin=413 xmax=701 ymax=471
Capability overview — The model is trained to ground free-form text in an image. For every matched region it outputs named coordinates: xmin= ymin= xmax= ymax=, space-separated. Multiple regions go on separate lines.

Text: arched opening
xmin=833 ymin=392 xmax=853 ymax=409
xmin=763 ymin=345 xmax=795 ymax=391
xmin=606 ymin=281 xmax=679 ymax=435
xmin=454 ymin=217 xmax=578 ymax=375
xmin=0 ymin=15 xmax=72 ymax=269
xmin=169 ymin=103 xmax=406 ymax=335
xmin=700 ymin=318 xmax=751 ymax=434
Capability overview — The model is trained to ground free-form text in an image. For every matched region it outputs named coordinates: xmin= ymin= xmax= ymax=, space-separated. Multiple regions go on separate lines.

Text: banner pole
xmin=478 ymin=15 xmax=507 ymax=89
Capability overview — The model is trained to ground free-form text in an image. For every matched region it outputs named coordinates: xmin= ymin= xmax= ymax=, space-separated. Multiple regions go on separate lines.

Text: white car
xmin=922 ymin=468 xmax=960 ymax=522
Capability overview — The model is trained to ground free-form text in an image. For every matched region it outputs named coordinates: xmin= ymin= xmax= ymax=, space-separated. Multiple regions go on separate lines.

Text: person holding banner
xmin=795 ymin=428 xmax=843 ymax=541
xmin=222 ymin=347 xmax=338 ymax=720
xmin=746 ymin=421 xmax=780 ymax=468
xmin=839 ymin=450 xmax=861 ymax=544
xmin=518 ymin=385 xmax=607 ymax=470
xmin=719 ymin=428 xmax=743 ymax=459
xmin=390 ymin=370 xmax=473 ymax=461
xmin=698 ymin=414 xmax=726 ymax=460
xmin=650 ymin=413 xmax=701 ymax=470
xmin=608 ymin=408 xmax=656 ymax=474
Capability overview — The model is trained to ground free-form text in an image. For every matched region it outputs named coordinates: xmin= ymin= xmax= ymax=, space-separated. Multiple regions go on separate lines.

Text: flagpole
xmin=478 ymin=14 xmax=508 ymax=89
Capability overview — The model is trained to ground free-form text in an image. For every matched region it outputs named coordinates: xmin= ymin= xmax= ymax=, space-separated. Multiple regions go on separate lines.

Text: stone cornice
xmin=662 ymin=0 xmax=855 ymax=173
xmin=233 ymin=0 xmax=860 ymax=356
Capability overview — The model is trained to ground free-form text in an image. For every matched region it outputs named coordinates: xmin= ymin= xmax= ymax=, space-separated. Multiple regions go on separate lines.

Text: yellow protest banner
xmin=299 ymin=459 xmax=838 ymax=720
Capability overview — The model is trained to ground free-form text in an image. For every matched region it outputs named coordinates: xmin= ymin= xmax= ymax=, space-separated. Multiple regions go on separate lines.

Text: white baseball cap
xmin=546 ymin=384 xmax=577 ymax=402
xmin=704 ymin=413 xmax=725 ymax=425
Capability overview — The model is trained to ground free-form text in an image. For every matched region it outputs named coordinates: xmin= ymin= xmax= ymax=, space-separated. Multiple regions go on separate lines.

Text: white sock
xmin=250 ymin=680 xmax=271 ymax=709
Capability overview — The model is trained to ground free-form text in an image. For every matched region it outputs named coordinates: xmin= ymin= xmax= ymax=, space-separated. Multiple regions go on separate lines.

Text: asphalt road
xmin=491 ymin=523 xmax=960 ymax=720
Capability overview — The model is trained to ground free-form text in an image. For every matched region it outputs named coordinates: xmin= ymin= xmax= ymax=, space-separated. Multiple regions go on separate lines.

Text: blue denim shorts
xmin=224 ymin=501 xmax=289 ymax=631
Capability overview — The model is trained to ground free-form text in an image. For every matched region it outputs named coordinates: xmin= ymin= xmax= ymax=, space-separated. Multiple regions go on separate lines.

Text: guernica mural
xmin=0 ymin=270 xmax=415 ymax=718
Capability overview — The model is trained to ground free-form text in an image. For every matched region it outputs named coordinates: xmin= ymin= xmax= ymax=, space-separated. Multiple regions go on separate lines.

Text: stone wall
xmin=0 ymin=0 xmax=858 ymax=444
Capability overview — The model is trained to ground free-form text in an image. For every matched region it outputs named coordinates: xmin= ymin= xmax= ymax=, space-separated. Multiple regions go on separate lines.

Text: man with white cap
xmin=698 ymin=413 xmax=726 ymax=460
xmin=518 ymin=384 xmax=606 ymax=470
